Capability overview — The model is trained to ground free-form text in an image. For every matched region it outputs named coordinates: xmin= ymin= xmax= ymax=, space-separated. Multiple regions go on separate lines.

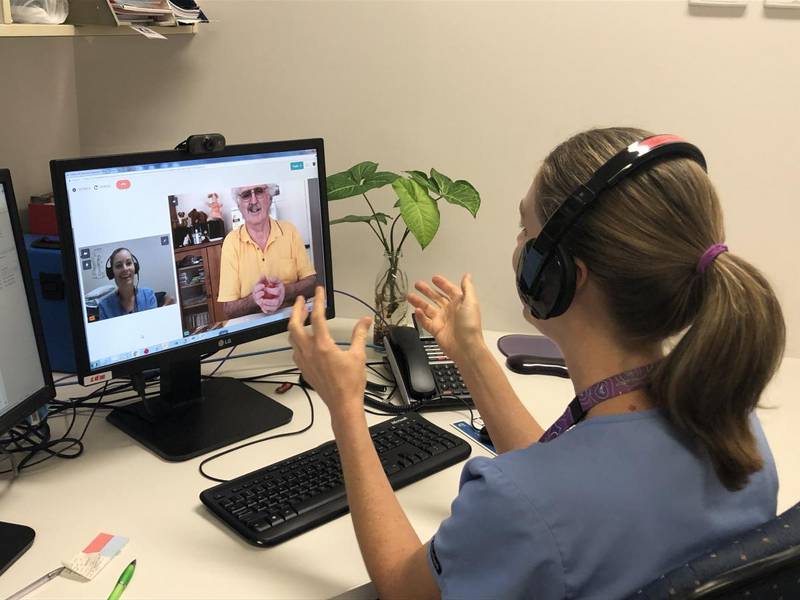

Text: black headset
xmin=105 ymin=248 xmax=141 ymax=280
xmin=516 ymin=134 xmax=707 ymax=320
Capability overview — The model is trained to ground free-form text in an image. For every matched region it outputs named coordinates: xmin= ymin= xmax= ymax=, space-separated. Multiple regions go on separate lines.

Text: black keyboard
xmin=200 ymin=412 xmax=471 ymax=546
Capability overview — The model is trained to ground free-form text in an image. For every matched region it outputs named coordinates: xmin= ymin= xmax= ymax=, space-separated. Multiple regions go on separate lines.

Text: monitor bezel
xmin=0 ymin=168 xmax=56 ymax=436
xmin=50 ymin=138 xmax=335 ymax=379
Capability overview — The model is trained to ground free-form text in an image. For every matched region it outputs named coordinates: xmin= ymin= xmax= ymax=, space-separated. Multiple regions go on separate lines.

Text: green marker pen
xmin=107 ymin=559 xmax=136 ymax=600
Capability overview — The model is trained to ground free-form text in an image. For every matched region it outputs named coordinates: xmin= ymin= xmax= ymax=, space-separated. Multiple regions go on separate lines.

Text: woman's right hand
xmin=407 ymin=273 xmax=484 ymax=363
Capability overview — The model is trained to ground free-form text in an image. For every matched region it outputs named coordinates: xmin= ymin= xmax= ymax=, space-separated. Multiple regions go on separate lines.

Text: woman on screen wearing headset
xmin=98 ymin=248 xmax=158 ymax=320
xmin=288 ymin=128 xmax=785 ymax=599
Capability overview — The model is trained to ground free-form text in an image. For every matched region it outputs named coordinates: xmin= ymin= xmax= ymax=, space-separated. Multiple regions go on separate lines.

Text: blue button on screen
xmin=290 ymin=161 xmax=304 ymax=171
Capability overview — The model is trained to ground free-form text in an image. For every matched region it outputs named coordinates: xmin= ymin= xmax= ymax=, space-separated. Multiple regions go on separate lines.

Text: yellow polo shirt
xmin=217 ymin=219 xmax=316 ymax=302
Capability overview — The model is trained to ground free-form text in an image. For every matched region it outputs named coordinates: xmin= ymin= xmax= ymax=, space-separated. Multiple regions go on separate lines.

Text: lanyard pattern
xmin=539 ymin=364 xmax=655 ymax=442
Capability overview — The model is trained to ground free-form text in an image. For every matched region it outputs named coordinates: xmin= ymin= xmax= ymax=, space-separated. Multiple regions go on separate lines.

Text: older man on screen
xmin=217 ymin=183 xmax=316 ymax=319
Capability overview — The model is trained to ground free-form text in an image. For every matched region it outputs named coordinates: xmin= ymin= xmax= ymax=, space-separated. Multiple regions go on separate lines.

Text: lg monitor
xmin=50 ymin=139 xmax=334 ymax=461
xmin=0 ymin=169 xmax=56 ymax=574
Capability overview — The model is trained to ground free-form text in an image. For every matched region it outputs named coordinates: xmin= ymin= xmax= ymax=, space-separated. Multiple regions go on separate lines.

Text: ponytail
xmin=649 ymin=254 xmax=784 ymax=490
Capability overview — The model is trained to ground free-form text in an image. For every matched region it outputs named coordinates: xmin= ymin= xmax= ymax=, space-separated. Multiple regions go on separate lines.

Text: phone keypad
xmin=422 ymin=341 xmax=471 ymax=399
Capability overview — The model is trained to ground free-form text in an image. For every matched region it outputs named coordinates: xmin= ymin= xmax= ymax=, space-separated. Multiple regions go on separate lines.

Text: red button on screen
xmin=116 ymin=179 xmax=131 ymax=190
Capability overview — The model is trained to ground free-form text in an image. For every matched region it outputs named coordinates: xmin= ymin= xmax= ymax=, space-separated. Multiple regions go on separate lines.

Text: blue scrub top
xmin=427 ymin=410 xmax=777 ymax=599
xmin=98 ymin=287 xmax=157 ymax=320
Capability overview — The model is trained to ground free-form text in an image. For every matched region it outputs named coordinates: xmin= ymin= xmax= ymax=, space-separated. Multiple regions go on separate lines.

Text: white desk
xmin=1 ymin=319 xmax=798 ymax=600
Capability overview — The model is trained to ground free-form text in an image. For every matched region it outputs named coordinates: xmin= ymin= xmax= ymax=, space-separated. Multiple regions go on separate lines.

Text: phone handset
xmin=384 ymin=326 xmax=436 ymax=405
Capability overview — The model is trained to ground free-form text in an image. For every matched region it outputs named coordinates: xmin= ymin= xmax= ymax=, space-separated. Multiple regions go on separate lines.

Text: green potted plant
xmin=326 ymin=161 xmax=481 ymax=344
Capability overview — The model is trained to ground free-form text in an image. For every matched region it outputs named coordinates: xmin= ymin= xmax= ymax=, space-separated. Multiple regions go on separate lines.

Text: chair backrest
xmin=628 ymin=502 xmax=800 ymax=600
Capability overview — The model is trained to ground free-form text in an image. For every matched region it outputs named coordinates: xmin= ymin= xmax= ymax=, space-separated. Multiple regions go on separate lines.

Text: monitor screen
xmin=0 ymin=172 xmax=52 ymax=436
xmin=56 ymin=141 xmax=330 ymax=374
xmin=50 ymin=140 xmax=333 ymax=461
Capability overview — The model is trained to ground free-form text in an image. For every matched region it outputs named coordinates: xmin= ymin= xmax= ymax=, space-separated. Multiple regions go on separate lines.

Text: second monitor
xmin=50 ymin=139 xmax=334 ymax=461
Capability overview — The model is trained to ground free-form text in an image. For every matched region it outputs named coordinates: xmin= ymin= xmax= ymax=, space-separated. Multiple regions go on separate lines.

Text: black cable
xmin=206 ymin=345 xmax=236 ymax=378
xmin=198 ymin=381 xmax=315 ymax=483
xmin=232 ymin=366 xmax=300 ymax=383
xmin=0 ymin=383 xmax=111 ymax=474
xmin=333 ymin=288 xmax=389 ymax=328
xmin=366 ymin=363 xmax=395 ymax=383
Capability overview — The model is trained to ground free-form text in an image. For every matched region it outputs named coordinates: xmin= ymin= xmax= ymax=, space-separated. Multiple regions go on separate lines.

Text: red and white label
xmin=83 ymin=372 xmax=111 ymax=385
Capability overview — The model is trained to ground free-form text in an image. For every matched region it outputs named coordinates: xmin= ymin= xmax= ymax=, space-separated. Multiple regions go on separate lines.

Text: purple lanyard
xmin=539 ymin=364 xmax=655 ymax=442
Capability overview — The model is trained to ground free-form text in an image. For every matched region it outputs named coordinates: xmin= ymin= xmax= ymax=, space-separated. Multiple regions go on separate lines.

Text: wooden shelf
xmin=177 ymin=263 xmax=204 ymax=272
xmin=182 ymin=299 xmax=209 ymax=310
xmin=0 ymin=22 xmax=197 ymax=37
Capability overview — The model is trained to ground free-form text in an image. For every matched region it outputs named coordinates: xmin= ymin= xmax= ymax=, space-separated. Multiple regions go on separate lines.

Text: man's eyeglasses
xmin=237 ymin=186 xmax=268 ymax=202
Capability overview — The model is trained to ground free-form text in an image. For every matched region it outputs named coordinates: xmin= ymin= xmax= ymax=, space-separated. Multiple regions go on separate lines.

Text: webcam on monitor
xmin=174 ymin=133 xmax=226 ymax=155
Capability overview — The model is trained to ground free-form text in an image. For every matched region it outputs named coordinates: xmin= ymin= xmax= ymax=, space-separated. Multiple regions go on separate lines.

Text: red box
xmin=28 ymin=203 xmax=58 ymax=235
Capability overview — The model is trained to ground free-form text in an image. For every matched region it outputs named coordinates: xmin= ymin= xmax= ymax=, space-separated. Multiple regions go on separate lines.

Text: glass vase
xmin=373 ymin=251 xmax=408 ymax=346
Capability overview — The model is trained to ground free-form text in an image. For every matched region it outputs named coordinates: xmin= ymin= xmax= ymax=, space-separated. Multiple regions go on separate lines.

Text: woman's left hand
xmin=288 ymin=286 xmax=373 ymax=422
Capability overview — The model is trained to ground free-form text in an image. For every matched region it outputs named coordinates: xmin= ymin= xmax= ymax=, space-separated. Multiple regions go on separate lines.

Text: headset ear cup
xmin=547 ymin=245 xmax=576 ymax=318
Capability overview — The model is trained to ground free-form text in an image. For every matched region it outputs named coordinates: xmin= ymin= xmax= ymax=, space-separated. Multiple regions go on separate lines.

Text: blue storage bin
xmin=24 ymin=234 xmax=76 ymax=373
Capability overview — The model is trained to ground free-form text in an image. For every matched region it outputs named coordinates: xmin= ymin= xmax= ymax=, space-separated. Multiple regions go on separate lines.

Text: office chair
xmin=628 ymin=502 xmax=800 ymax=599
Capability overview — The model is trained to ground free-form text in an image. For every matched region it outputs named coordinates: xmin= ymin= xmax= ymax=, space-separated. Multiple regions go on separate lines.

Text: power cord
xmin=197 ymin=379 xmax=314 ymax=483
xmin=334 ymin=288 xmax=390 ymax=329
xmin=0 ymin=382 xmax=109 ymax=474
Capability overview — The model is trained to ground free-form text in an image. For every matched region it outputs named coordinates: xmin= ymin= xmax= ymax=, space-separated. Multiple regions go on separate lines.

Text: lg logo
xmin=218 ymin=338 xmax=233 ymax=347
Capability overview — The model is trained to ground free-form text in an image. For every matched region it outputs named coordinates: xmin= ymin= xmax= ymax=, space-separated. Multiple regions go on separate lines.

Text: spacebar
xmin=291 ymin=487 xmax=346 ymax=515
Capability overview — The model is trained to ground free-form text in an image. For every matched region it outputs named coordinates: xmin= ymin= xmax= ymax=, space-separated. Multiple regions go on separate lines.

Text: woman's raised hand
xmin=407 ymin=274 xmax=483 ymax=363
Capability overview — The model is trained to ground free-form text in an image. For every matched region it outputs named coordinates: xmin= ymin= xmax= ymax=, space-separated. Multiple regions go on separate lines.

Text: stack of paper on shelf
xmin=169 ymin=0 xmax=207 ymax=24
xmin=109 ymin=0 xmax=208 ymax=26
xmin=110 ymin=0 xmax=176 ymax=25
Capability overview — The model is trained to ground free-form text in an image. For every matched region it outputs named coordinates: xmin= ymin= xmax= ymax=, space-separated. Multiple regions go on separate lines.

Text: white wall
xmin=0 ymin=37 xmax=81 ymax=226
xmin=7 ymin=0 xmax=800 ymax=356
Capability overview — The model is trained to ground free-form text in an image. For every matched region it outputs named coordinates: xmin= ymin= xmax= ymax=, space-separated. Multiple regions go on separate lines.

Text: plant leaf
xmin=405 ymin=170 xmax=438 ymax=193
xmin=327 ymin=163 xmax=399 ymax=200
xmin=326 ymin=171 xmax=362 ymax=201
xmin=362 ymin=171 xmax=400 ymax=193
xmin=392 ymin=179 xmax=440 ymax=249
xmin=330 ymin=213 xmax=391 ymax=225
xmin=430 ymin=168 xmax=481 ymax=217
xmin=348 ymin=161 xmax=378 ymax=182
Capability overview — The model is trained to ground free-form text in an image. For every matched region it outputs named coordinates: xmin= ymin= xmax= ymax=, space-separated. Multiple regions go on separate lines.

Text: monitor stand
xmin=106 ymin=356 xmax=293 ymax=462
xmin=0 ymin=521 xmax=35 ymax=575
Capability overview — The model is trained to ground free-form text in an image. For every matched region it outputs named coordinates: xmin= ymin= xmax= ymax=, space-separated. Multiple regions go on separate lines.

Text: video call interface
xmin=63 ymin=150 xmax=326 ymax=370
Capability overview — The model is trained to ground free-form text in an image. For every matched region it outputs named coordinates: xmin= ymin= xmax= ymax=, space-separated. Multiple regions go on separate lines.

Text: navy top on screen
xmin=98 ymin=287 xmax=157 ymax=320
xmin=427 ymin=410 xmax=777 ymax=600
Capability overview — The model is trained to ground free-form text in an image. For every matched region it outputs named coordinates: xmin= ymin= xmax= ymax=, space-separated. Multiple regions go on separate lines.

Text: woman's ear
xmin=573 ymin=257 xmax=590 ymax=293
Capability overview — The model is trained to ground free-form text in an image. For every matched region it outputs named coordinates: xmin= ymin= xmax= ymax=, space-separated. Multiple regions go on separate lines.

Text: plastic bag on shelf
xmin=11 ymin=0 xmax=69 ymax=24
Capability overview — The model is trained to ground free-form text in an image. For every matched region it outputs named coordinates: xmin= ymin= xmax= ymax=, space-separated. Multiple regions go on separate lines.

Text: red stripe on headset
xmin=629 ymin=134 xmax=686 ymax=156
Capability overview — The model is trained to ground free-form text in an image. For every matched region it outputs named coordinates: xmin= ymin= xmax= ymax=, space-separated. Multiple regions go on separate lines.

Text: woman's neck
xmin=560 ymin=333 xmax=662 ymax=418
xmin=118 ymin=283 xmax=136 ymax=302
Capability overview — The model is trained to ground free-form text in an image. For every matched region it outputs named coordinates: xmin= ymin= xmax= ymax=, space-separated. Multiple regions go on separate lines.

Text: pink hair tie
xmin=697 ymin=243 xmax=728 ymax=274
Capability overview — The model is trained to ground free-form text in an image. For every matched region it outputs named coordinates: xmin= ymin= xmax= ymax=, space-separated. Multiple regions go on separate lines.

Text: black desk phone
xmin=384 ymin=322 xmax=474 ymax=411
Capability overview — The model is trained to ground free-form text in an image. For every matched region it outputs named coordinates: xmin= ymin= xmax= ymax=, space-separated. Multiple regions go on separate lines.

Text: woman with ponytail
xmin=288 ymin=127 xmax=784 ymax=599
